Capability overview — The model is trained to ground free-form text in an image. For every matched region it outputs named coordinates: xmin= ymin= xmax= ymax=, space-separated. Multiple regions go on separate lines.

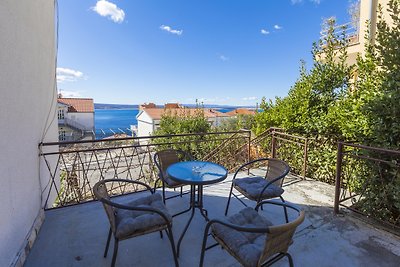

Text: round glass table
xmin=166 ymin=161 xmax=228 ymax=256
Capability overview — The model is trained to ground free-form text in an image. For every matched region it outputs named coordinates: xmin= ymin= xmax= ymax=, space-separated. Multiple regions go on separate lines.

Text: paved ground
xmin=25 ymin=174 xmax=400 ymax=267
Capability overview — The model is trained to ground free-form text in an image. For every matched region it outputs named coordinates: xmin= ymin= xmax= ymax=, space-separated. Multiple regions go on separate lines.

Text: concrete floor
xmin=25 ymin=175 xmax=400 ymax=267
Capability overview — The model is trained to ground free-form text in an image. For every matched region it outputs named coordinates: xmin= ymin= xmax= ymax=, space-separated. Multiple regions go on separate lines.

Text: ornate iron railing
xmin=40 ymin=128 xmax=314 ymax=209
xmin=39 ymin=130 xmax=251 ymax=209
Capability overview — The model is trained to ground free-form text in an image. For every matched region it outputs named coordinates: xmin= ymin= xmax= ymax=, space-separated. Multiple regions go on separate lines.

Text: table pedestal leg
xmin=176 ymin=185 xmax=210 ymax=257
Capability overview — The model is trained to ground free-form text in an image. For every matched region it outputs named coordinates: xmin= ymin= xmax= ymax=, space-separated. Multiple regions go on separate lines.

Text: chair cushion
xmin=161 ymin=172 xmax=182 ymax=187
xmin=211 ymin=207 xmax=272 ymax=267
xmin=234 ymin=176 xmax=284 ymax=200
xmin=115 ymin=193 xmax=172 ymax=239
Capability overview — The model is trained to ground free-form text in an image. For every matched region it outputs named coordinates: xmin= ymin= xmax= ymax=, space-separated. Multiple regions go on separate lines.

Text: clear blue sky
xmin=57 ymin=0 xmax=351 ymax=106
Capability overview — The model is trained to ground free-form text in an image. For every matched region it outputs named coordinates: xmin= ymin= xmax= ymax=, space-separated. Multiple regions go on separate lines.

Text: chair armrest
xmin=232 ymin=158 xmax=271 ymax=180
xmin=205 ymin=218 xmax=270 ymax=234
xmin=99 ymin=197 xmax=172 ymax=225
xmin=98 ymin=178 xmax=154 ymax=193
xmin=257 ymin=176 xmax=286 ymax=202
xmin=255 ymin=200 xmax=305 ymax=234
xmin=94 ymin=179 xmax=172 ymax=223
xmin=255 ymin=200 xmax=301 ymax=213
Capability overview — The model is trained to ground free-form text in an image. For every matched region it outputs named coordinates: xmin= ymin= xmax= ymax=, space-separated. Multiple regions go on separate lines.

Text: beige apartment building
xmin=324 ymin=0 xmax=394 ymax=66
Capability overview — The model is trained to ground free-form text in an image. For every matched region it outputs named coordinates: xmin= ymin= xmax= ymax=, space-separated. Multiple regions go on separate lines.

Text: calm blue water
xmin=95 ymin=109 xmax=139 ymax=139
xmin=94 ymin=107 xmax=237 ymax=139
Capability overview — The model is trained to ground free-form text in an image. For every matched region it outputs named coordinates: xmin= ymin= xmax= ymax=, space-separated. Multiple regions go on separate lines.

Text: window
xmin=59 ymin=130 xmax=66 ymax=141
xmin=58 ymin=109 xmax=65 ymax=120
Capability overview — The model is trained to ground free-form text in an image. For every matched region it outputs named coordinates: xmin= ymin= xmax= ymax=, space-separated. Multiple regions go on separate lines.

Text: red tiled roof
xmin=164 ymin=103 xmax=182 ymax=109
xmin=139 ymin=103 xmax=156 ymax=109
xmin=141 ymin=108 xmax=229 ymax=120
xmin=58 ymin=98 xmax=94 ymax=113
xmin=225 ymin=108 xmax=256 ymax=116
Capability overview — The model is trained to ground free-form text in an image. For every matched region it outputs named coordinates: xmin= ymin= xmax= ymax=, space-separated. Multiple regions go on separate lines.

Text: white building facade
xmin=57 ymin=98 xmax=95 ymax=141
xmin=136 ymin=107 xmax=231 ymax=138
xmin=0 ymin=1 xmax=59 ymax=266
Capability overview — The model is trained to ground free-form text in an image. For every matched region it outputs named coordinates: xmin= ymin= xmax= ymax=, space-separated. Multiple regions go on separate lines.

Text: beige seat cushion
xmin=234 ymin=176 xmax=284 ymax=200
xmin=212 ymin=207 xmax=272 ymax=267
xmin=115 ymin=193 xmax=172 ymax=239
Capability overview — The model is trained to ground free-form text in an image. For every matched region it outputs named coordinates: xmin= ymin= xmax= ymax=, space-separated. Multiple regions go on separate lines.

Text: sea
xmin=94 ymin=108 xmax=236 ymax=139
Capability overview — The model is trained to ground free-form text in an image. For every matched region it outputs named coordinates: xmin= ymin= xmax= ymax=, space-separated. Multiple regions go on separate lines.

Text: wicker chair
xmin=225 ymin=158 xmax=290 ymax=222
xmin=154 ymin=149 xmax=193 ymax=204
xmin=200 ymin=201 xmax=305 ymax=267
xmin=93 ymin=179 xmax=179 ymax=267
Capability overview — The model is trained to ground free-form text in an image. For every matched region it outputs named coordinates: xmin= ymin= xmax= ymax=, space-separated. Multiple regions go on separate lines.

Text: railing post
xmin=303 ymin=138 xmax=308 ymax=179
xmin=247 ymin=131 xmax=251 ymax=163
xmin=271 ymin=131 xmax=277 ymax=158
xmin=334 ymin=142 xmax=344 ymax=214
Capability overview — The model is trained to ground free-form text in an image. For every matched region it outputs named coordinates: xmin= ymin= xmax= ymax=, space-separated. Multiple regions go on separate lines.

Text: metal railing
xmin=39 ymin=127 xmax=314 ymax=209
xmin=39 ymin=130 xmax=251 ymax=209
xmin=334 ymin=142 xmax=400 ymax=229
xmin=320 ymin=22 xmax=360 ymax=47
xmin=58 ymin=131 xmax=84 ymax=142
xmin=271 ymin=130 xmax=308 ymax=178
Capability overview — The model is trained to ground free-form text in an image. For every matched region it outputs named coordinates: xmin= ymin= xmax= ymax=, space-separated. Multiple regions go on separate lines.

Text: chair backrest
xmin=93 ymin=180 xmax=117 ymax=233
xmin=258 ymin=208 xmax=305 ymax=265
xmin=154 ymin=149 xmax=192 ymax=179
xmin=264 ymin=159 xmax=290 ymax=187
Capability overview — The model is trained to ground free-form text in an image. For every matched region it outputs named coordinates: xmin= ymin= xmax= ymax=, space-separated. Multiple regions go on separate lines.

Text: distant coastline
xmin=94 ymin=103 xmax=139 ymax=109
xmin=94 ymin=103 xmax=256 ymax=110
xmin=94 ymin=104 xmax=257 ymax=139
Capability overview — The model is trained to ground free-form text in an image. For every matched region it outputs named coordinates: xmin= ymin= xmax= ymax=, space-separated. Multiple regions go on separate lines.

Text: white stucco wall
xmin=57 ymin=104 xmax=68 ymax=124
xmin=137 ymin=120 xmax=155 ymax=137
xmin=65 ymin=112 xmax=95 ymax=130
xmin=137 ymin=111 xmax=155 ymax=137
xmin=0 ymin=1 xmax=57 ymax=266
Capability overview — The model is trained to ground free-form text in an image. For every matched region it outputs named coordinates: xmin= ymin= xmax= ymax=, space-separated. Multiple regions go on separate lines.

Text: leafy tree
xmin=367 ymin=0 xmax=400 ymax=149
xmin=255 ymin=18 xmax=352 ymax=136
xmin=218 ymin=114 xmax=255 ymax=131
xmin=154 ymin=108 xmax=211 ymax=136
xmin=253 ymin=1 xmax=400 ymax=225
xmin=355 ymin=0 xmax=400 ymax=224
xmin=152 ymin=107 xmax=212 ymax=159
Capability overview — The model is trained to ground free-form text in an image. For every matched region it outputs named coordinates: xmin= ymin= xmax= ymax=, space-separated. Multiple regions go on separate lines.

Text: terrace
xmin=25 ymin=130 xmax=400 ymax=266
xmin=3 ymin=2 xmax=399 ymax=267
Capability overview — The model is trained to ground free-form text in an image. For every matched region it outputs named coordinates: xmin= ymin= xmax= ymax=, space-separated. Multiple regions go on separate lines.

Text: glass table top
xmin=166 ymin=161 xmax=228 ymax=185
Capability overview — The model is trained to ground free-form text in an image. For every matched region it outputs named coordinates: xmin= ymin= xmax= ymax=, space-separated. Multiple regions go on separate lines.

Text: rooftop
xmin=58 ymin=98 xmax=95 ymax=113
xmin=226 ymin=108 xmax=256 ymax=116
xmin=138 ymin=107 xmax=228 ymax=120
xmin=25 ymin=174 xmax=400 ymax=267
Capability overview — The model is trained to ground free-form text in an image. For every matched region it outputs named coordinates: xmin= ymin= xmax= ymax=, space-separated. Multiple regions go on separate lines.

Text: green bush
xmin=151 ymin=108 xmax=212 ymax=159
xmin=254 ymin=2 xmax=400 ymax=226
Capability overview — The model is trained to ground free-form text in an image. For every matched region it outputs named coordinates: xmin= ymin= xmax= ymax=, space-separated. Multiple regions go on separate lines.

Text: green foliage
xmin=155 ymin=108 xmax=211 ymax=136
xmin=255 ymin=18 xmax=352 ymax=136
xmin=254 ymin=3 xmax=400 ymax=226
xmin=152 ymin=108 xmax=212 ymax=159
xmin=367 ymin=0 xmax=400 ymax=149
xmin=354 ymin=0 xmax=400 ymax=225
xmin=218 ymin=114 xmax=255 ymax=131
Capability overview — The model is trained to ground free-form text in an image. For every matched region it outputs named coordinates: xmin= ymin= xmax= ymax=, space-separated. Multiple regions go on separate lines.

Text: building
xmin=139 ymin=102 xmax=156 ymax=109
xmin=0 ymin=1 xmax=59 ymax=266
xmin=225 ymin=108 xmax=256 ymax=117
xmin=320 ymin=0 xmax=393 ymax=66
xmin=136 ymin=104 xmax=230 ymax=137
xmin=57 ymin=97 xmax=95 ymax=141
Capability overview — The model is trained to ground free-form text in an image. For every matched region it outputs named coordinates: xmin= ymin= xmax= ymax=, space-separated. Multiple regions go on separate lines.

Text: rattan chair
xmin=154 ymin=149 xmax=193 ymax=204
xmin=93 ymin=179 xmax=179 ymax=267
xmin=200 ymin=201 xmax=305 ymax=267
xmin=225 ymin=158 xmax=290 ymax=221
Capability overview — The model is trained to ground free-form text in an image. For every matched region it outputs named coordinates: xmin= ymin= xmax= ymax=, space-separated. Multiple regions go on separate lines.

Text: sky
xmin=57 ymin=0 xmax=352 ymax=106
